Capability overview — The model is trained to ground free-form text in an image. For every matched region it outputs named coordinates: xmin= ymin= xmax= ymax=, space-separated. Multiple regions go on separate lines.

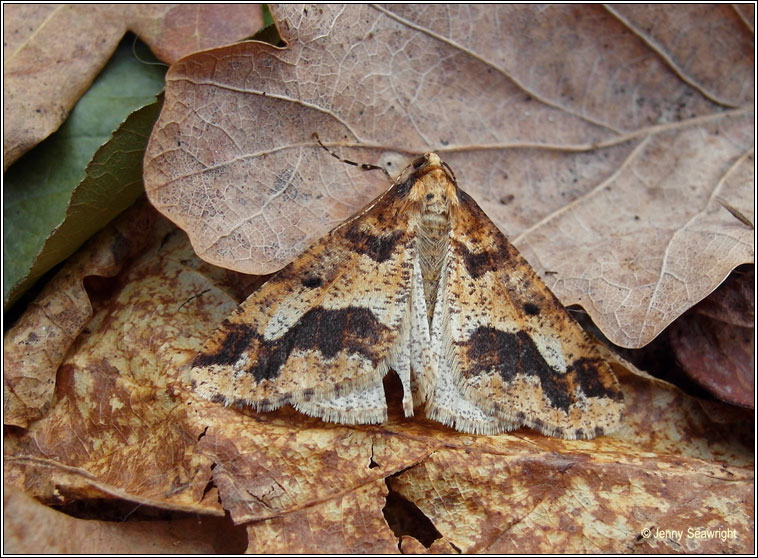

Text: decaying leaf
xmin=385 ymin=361 xmax=754 ymax=553
xmin=2 ymin=483 xmax=246 ymax=554
xmin=4 ymin=206 xmax=225 ymax=515
xmin=245 ymin=479 xmax=399 ymax=554
xmin=3 ymin=3 xmax=264 ymax=167
xmin=4 ymin=203 xmax=752 ymax=552
xmin=668 ymin=266 xmax=754 ymax=408
xmin=388 ymin=431 xmax=752 ymax=553
xmin=5 ymin=5 xmax=754 ymax=553
xmin=144 ymin=4 xmax=753 ymax=348
xmin=4 ymin=201 xmax=155 ymax=427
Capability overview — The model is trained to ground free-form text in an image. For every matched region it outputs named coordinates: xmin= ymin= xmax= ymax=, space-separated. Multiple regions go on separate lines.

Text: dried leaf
xmin=137 ymin=4 xmax=267 ymax=64
xmin=692 ymin=266 xmax=754 ymax=327
xmin=388 ymin=434 xmax=751 ymax=553
xmin=2 ymin=4 xmax=60 ymax=60
xmin=189 ymin=405 xmax=436 ymax=524
xmin=4 ymin=208 xmax=227 ymax=515
xmin=2 ymin=483 xmax=245 ymax=554
xmin=733 ymin=4 xmax=755 ymax=31
xmin=3 ymin=3 xmax=264 ymax=167
xmin=245 ymin=479 xmax=398 ymax=554
xmin=669 ymin=267 xmax=754 ymax=408
xmin=3 ymin=201 xmax=155 ymax=427
xmin=4 ymin=202 xmax=752 ymax=552
xmin=385 ymin=360 xmax=754 ymax=553
xmin=144 ymin=4 xmax=754 ymax=348
xmin=670 ymin=314 xmax=753 ymax=408
xmin=399 ymin=535 xmax=457 ymax=554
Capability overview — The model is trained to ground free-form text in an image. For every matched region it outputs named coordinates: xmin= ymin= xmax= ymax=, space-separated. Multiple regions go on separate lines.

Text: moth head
xmin=406 ymin=153 xmax=459 ymax=215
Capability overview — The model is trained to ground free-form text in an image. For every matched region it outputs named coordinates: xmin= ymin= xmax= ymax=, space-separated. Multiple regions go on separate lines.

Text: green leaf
xmin=262 ymin=4 xmax=275 ymax=27
xmin=4 ymin=37 xmax=166 ymax=308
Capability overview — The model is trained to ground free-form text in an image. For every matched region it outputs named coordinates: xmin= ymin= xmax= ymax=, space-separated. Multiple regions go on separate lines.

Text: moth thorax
xmin=410 ymin=166 xmax=457 ymax=324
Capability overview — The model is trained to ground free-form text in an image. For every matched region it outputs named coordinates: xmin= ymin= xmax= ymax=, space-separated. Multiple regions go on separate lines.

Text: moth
xmin=192 ymin=153 xmax=624 ymax=439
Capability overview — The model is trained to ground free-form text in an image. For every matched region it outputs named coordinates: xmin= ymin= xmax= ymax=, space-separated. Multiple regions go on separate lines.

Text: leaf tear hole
xmin=382 ymin=474 xmax=442 ymax=549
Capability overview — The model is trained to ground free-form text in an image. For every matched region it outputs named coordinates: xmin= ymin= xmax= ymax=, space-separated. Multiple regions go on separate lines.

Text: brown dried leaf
xmin=4 ymin=202 xmax=752 ymax=552
xmin=189 ymin=361 xmax=752 ymax=553
xmin=3 ymin=3 xmax=263 ymax=168
xmin=3 ymin=201 xmax=155 ymax=427
xmin=2 ymin=483 xmax=245 ymax=554
xmin=188 ymin=404 xmax=436 ymax=525
xmin=144 ymin=4 xmax=754 ymax=348
xmin=2 ymin=4 xmax=60 ymax=59
xmin=4 ymin=208 xmax=231 ymax=516
xmin=132 ymin=4 xmax=266 ymax=65
xmin=245 ymin=479 xmax=398 ymax=553
xmin=399 ymin=536 xmax=458 ymax=554
xmin=386 ymin=358 xmax=754 ymax=553
xmin=692 ymin=266 xmax=754 ymax=327
xmin=669 ymin=267 xmax=754 ymax=408
xmin=388 ymin=436 xmax=751 ymax=553
xmin=734 ymin=4 xmax=755 ymax=32
xmin=670 ymin=314 xmax=753 ymax=408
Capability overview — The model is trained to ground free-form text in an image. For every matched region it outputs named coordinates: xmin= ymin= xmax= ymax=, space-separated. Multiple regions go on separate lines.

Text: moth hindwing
xmin=191 ymin=153 xmax=624 ymax=439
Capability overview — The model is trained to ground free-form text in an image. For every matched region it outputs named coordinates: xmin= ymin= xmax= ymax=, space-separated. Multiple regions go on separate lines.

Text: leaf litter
xmin=5 ymin=4 xmax=754 ymax=553
xmin=5 ymin=202 xmax=752 ymax=553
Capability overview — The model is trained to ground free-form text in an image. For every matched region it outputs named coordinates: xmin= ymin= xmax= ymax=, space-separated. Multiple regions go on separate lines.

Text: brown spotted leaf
xmin=144 ymin=4 xmax=753 ymax=348
xmin=384 ymin=356 xmax=754 ymax=553
xmin=4 ymin=3 xmax=264 ymax=167
xmin=388 ymin=430 xmax=752 ymax=553
xmin=4 ymin=201 xmax=752 ymax=552
xmin=3 ymin=201 xmax=155 ymax=427
xmin=244 ymin=478 xmax=399 ymax=553
xmin=4 ymin=206 xmax=230 ymax=516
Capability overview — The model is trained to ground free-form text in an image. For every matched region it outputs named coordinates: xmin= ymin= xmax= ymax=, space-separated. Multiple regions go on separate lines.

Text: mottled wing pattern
xmin=191 ymin=182 xmax=418 ymax=421
xmin=193 ymin=151 xmax=623 ymax=439
xmin=428 ymin=190 xmax=624 ymax=439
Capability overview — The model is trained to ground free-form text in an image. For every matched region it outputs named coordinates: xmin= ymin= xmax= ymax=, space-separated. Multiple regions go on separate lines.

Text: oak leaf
xmin=144 ymin=4 xmax=754 ymax=348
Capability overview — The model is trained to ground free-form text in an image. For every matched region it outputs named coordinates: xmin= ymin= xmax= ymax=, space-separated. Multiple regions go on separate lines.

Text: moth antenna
xmin=312 ymin=133 xmax=391 ymax=180
xmin=441 ymin=161 xmax=457 ymax=185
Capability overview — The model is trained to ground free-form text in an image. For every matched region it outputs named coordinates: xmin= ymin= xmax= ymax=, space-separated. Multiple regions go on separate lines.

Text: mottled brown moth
xmin=192 ymin=153 xmax=624 ymax=439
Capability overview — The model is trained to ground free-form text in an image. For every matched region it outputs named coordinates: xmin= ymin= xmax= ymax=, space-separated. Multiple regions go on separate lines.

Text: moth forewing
xmin=436 ymin=188 xmax=624 ymax=439
xmin=191 ymin=153 xmax=623 ymax=439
